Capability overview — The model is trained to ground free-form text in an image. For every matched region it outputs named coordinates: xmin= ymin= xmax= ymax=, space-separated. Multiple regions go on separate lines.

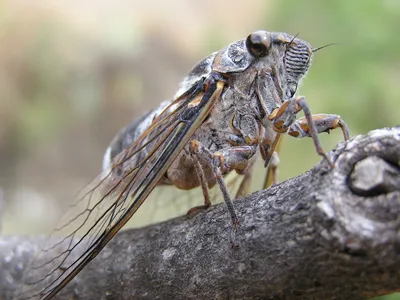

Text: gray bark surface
xmin=1 ymin=127 xmax=400 ymax=300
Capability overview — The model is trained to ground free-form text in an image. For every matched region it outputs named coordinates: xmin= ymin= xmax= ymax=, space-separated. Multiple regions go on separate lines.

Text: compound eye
xmin=246 ymin=31 xmax=271 ymax=58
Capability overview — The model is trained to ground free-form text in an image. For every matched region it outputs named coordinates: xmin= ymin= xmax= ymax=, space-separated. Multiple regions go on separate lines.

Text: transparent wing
xmin=19 ymin=79 xmax=225 ymax=300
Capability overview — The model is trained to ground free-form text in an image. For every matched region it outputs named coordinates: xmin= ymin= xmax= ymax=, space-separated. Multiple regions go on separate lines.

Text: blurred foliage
xmin=264 ymin=0 xmax=400 ymax=182
xmin=271 ymin=0 xmax=400 ymax=131
xmin=0 ymin=1 xmax=399 ymax=298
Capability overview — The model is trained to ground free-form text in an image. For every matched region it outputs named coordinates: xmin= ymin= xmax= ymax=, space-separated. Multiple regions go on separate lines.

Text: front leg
xmin=287 ymin=114 xmax=350 ymax=140
xmin=269 ymin=96 xmax=350 ymax=167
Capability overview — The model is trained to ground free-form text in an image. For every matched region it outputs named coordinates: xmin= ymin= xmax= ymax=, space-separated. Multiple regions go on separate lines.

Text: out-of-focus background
xmin=0 ymin=0 xmax=399 ymax=298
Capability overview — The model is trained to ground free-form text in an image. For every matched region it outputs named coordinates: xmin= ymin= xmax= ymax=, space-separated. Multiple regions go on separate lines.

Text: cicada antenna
xmin=312 ymin=42 xmax=343 ymax=52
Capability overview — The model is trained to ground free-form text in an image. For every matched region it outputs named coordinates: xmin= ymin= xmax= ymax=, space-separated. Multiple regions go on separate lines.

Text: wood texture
xmin=1 ymin=127 xmax=399 ymax=300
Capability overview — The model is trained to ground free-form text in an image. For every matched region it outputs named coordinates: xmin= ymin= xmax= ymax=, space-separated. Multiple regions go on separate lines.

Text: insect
xmin=20 ymin=30 xmax=350 ymax=299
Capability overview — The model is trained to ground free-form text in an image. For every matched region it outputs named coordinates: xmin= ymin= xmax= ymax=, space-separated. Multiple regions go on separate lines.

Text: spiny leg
xmin=269 ymin=97 xmax=350 ymax=167
xmin=189 ymin=140 xmax=256 ymax=245
xmin=287 ymin=113 xmax=350 ymax=141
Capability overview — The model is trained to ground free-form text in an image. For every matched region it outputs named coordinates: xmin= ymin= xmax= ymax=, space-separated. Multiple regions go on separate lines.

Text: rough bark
xmin=1 ymin=127 xmax=400 ymax=300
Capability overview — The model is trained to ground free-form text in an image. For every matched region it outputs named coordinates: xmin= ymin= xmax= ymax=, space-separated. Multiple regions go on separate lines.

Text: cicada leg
xmin=263 ymin=151 xmax=280 ymax=188
xmin=189 ymin=140 xmax=257 ymax=245
xmin=186 ymin=155 xmax=212 ymax=217
xmin=261 ymin=134 xmax=282 ymax=189
xmin=269 ymin=96 xmax=350 ymax=167
xmin=287 ymin=113 xmax=350 ymax=141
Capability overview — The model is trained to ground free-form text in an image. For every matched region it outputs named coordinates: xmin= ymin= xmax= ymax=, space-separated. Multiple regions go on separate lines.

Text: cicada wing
xmin=17 ymin=79 xmax=225 ymax=300
xmin=17 ymin=167 xmax=136 ymax=299
xmin=126 ymin=183 xmax=215 ymax=227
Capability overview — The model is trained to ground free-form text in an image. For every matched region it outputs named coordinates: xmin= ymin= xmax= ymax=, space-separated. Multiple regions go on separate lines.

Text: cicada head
xmin=246 ymin=31 xmax=313 ymax=98
xmin=213 ymin=31 xmax=313 ymax=103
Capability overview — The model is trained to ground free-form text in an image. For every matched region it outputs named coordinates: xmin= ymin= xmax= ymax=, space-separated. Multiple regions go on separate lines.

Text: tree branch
xmin=1 ymin=127 xmax=400 ymax=300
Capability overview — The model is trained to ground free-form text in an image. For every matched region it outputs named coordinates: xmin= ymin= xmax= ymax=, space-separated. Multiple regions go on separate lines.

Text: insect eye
xmin=246 ymin=31 xmax=271 ymax=58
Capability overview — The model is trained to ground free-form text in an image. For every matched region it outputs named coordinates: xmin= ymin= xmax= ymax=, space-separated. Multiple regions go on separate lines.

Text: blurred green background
xmin=0 ymin=0 xmax=399 ymax=299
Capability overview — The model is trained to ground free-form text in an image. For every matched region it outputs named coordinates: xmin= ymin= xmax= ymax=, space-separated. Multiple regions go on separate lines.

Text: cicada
xmin=19 ymin=30 xmax=350 ymax=299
